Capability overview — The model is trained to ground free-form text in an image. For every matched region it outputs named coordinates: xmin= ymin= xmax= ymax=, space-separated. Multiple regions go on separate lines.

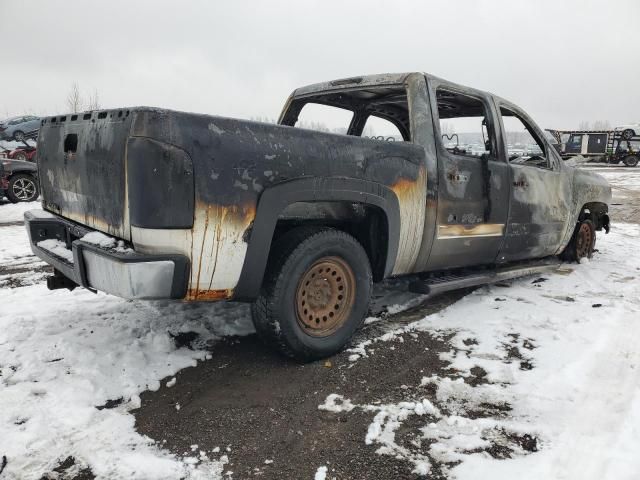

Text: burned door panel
xmin=496 ymin=105 xmax=572 ymax=261
xmin=424 ymin=81 xmax=510 ymax=271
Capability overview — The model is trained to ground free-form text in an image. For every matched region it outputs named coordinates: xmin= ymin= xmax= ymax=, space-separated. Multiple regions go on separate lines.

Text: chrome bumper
xmin=24 ymin=210 xmax=189 ymax=299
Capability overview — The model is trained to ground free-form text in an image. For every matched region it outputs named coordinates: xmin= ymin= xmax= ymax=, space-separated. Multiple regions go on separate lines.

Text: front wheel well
xmin=579 ymin=202 xmax=609 ymax=232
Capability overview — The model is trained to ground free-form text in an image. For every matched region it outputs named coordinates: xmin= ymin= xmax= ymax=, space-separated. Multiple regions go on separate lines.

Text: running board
xmin=408 ymin=258 xmax=561 ymax=296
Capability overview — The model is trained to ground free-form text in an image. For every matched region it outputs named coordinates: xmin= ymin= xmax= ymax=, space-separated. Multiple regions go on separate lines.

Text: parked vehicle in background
xmin=615 ymin=123 xmax=640 ymax=140
xmin=6 ymin=141 xmax=37 ymax=162
xmin=0 ymin=115 xmax=41 ymax=141
xmin=25 ymin=72 xmax=611 ymax=361
xmin=547 ymin=128 xmax=640 ymax=167
xmin=1 ymin=159 xmax=39 ymax=203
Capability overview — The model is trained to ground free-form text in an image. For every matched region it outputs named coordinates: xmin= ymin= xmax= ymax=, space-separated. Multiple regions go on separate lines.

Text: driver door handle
xmin=447 ymin=171 xmax=469 ymax=184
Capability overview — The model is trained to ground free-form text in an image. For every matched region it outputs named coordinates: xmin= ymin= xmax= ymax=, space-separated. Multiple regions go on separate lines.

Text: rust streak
xmin=185 ymin=288 xmax=232 ymax=301
xmin=390 ymin=177 xmax=421 ymax=200
xmin=207 ymin=206 xmax=228 ymax=291
xmin=193 ymin=205 xmax=211 ymax=300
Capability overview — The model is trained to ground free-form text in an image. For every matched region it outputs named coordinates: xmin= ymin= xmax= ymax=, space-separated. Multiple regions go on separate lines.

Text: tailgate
xmin=37 ymin=110 xmax=135 ymax=240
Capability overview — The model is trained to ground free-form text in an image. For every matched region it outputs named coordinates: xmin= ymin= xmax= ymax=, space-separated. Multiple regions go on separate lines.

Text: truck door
xmin=565 ymin=134 xmax=583 ymax=154
xmin=496 ymin=104 xmax=572 ymax=262
xmin=424 ymin=83 xmax=510 ymax=270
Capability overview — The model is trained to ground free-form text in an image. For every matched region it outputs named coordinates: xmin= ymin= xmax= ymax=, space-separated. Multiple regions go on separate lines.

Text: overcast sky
xmin=1 ymin=0 xmax=639 ymax=129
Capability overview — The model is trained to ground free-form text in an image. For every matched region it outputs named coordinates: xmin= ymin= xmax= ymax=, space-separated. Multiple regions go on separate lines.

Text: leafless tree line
xmin=66 ymin=82 xmax=101 ymax=113
xmin=578 ymin=120 xmax=612 ymax=131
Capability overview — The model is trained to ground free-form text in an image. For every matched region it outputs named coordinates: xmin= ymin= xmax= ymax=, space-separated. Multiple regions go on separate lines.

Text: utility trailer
xmin=547 ymin=129 xmax=640 ymax=167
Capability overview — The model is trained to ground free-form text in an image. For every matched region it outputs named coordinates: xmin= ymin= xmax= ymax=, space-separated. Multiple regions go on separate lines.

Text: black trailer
xmin=547 ymin=129 xmax=639 ymax=167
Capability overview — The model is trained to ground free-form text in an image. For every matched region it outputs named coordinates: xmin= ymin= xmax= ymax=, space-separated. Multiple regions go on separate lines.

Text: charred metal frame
xmin=31 ymin=72 xmax=612 ymax=303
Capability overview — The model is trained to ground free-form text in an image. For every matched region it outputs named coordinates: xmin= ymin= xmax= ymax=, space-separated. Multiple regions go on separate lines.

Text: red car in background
xmin=0 ymin=141 xmax=37 ymax=162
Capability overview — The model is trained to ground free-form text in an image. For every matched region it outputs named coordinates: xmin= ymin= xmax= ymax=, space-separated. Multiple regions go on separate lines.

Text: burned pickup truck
xmin=25 ymin=72 xmax=611 ymax=360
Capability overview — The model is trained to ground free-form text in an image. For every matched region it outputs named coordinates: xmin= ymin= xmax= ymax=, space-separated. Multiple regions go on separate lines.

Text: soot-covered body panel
xmin=127 ymin=108 xmax=425 ymax=299
xmin=31 ymin=71 xmax=612 ymax=304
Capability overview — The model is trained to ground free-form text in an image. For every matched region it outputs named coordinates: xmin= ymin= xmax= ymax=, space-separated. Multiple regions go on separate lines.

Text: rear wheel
xmin=14 ymin=152 xmax=27 ymax=162
xmin=621 ymin=129 xmax=635 ymax=140
xmin=7 ymin=174 xmax=39 ymax=202
xmin=251 ymin=227 xmax=372 ymax=361
xmin=623 ymin=155 xmax=639 ymax=167
xmin=13 ymin=130 xmax=25 ymax=142
xmin=561 ymin=219 xmax=595 ymax=262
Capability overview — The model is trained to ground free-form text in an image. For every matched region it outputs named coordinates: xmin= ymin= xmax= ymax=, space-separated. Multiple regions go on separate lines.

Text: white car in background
xmin=615 ymin=123 xmax=640 ymax=140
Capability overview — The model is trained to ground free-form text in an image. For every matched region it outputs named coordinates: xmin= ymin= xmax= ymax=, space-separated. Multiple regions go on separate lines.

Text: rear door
xmin=425 ymin=80 xmax=510 ymax=270
xmin=496 ymin=103 xmax=571 ymax=262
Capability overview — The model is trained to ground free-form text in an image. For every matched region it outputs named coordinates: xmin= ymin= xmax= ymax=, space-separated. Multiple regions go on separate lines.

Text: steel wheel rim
xmin=13 ymin=178 xmax=36 ymax=201
xmin=576 ymin=223 xmax=593 ymax=258
xmin=295 ymin=256 xmax=356 ymax=337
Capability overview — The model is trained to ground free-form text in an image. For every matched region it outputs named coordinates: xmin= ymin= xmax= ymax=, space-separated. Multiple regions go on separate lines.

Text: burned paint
xmin=185 ymin=288 xmax=232 ymax=301
xmin=437 ymin=223 xmax=504 ymax=239
xmin=390 ymin=168 xmax=427 ymax=275
xmin=32 ymin=72 xmax=612 ymax=306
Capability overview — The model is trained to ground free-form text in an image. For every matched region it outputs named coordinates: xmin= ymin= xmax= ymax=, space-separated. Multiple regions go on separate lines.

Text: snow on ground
xmin=320 ymin=222 xmax=640 ymax=479
xmin=0 ymin=202 xmax=256 ymax=479
xmin=0 ymin=282 xmax=254 ymax=479
xmin=0 ymin=200 xmax=40 ymax=224
xmin=0 ymin=284 xmax=254 ymax=479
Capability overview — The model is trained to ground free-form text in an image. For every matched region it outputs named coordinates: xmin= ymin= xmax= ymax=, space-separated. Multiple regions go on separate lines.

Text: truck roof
xmin=292 ymin=72 xmax=514 ymax=110
xmin=293 ymin=72 xmax=414 ymax=97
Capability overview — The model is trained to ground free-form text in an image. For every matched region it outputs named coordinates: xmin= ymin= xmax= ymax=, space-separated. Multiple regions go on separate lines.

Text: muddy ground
xmin=134 ymin=292 xmax=471 ymax=480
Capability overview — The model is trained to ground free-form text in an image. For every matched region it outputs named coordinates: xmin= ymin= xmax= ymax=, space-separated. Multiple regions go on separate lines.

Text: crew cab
xmin=25 ymin=72 xmax=611 ymax=360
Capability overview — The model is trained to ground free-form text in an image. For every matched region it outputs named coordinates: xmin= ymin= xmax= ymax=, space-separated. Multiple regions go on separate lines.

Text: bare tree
xmin=593 ymin=120 xmax=611 ymax=131
xmin=578 ymin=120 xmax=590 ymax=130
xmin=66 ymin=82 xmax=83 ymax=113
xmin=87 ymin=89 xmax=101 ymax=110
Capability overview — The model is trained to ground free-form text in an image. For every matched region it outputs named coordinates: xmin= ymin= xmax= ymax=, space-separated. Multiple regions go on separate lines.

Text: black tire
xmin=14 ymin=152 xmax=27 ymax=162
xmin=251 ymin=226 xmax=372 ymax=361
xmin=560 ymin=219 xmax=595 ymax=262
xmin=7 ymin=174 xmax=39 ymax=202
xmin=623 ymin=155 xmax=639 ymax=167
xmin=13 ymin=130 xmax=25 ymax=142
xmin=621 ymin=129 xmax=635 ymax=140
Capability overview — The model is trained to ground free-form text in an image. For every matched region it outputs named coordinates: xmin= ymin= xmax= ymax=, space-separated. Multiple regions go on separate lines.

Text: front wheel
xmin=561 ymin=219 xmax=595 ymax=262
xmin=623 ymin=155 xmax=639 ymax=167
xmin=7 ymin=174 xmax=39 ymax=202
xmin=13 ymin=130 xmax=25 ymax=142
xmin=251 ymin=227 xmax=372 ymax=361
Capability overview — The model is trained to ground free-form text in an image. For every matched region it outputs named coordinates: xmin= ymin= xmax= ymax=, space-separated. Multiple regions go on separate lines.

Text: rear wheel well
xmin=272 ymin=201 xmax=389 ymax=282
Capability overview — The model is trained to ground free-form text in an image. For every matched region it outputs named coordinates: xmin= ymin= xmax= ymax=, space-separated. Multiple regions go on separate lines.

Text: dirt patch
xmin=134 ymin=307 xmax=456 ymax=479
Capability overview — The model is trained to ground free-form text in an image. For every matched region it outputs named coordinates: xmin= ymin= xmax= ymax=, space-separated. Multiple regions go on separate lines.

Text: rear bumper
xmin=25 ymin=210 xmax=190 ymax=299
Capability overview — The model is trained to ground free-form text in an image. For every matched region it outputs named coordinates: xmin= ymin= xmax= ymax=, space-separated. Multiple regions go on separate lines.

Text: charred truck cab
xmin=26 ymin=72 xmax=611 ymax=360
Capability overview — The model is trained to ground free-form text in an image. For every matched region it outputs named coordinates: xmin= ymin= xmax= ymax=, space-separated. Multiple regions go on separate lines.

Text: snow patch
xmin=314 ymin=465 xmax=328 ymax=480
xmin=36 ymin=239 xmax=74 ymax=263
